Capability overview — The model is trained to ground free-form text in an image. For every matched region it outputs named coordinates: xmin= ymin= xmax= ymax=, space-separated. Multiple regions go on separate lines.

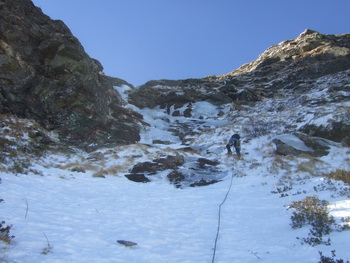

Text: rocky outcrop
xmin=219 ymin=29 xmax=350 ymax=91
xmin=0 ymin=0 xmax=142 ymax=150
xmin=129 ymin=30 xmax=350 ymax=110
xmin=124 ymin=154 xmax=223 ymax=188
xmin=128 ymin=78 xmax=233 ymax=109
xmin=128 ymin=29 xmax=350 ymax=143
xmin=273 ymin=133 xmax=330 ymax=157
xmin=300 ymin=121 xmax=350 ymax=147
xmin=129 ymin=154 xmax=185 ymax=175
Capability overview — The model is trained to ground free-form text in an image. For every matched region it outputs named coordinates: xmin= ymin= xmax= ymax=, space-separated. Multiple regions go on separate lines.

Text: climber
xmin=226 ymin=133 xmax=241 ymax=158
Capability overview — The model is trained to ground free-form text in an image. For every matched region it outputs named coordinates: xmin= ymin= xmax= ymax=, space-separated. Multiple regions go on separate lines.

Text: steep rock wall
xmin=0 ymin=0 xmax=141 ymax=150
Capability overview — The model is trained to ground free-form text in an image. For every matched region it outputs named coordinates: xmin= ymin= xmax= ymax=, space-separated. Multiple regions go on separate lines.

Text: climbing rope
xmin=211 ymin=167 xmax=235 ymax=263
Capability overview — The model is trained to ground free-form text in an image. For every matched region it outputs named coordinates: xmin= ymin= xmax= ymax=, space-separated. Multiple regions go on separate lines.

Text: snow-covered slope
xmin=1 ymin=86 xmax=350 ymax=263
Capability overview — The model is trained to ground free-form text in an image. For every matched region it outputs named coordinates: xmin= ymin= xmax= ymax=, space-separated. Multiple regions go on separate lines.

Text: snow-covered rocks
xmin=273 ymin=133 xmax=330 ymax=157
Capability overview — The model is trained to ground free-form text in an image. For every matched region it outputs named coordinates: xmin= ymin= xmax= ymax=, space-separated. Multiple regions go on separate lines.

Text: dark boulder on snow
xmin=167 ymin=170 xmax=186 ymax=188
xmin=124 ymin=173 xmax=150 ymax=183
xmin=117 ymin=240 xmax=138 ymax=247
xmin=167 ymin=170 xmax=221 ymax=188
xmin=197 ymin=158 xmax=220 ymax=167
xmin=166 ymin=157 xmax=224 ymax=188
xmin=189 ymin=179 xmax=220 ymax=187
xmin=127 ymin=154 xmax=224 ymax=187
xmin=130 ymin=154 xmax=185 ymax=175
xmin=0 ymin=0 xmax=142 ymax=150
xmin=273 ymin=133 xmax=330 ymax=157
xmin=130 ymin=161 xmax=163 ymax=175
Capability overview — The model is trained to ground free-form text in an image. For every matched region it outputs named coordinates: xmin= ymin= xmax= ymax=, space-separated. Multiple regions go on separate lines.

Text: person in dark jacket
xmin=226 ymin=133 xmax=241 ymax=158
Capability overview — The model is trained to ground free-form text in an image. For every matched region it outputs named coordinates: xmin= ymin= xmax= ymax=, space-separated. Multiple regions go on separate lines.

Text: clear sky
xmin=31 ymin=0 xmax=350 ymax=86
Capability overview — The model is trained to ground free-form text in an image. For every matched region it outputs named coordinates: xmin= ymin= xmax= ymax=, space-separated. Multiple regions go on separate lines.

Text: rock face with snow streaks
xmin=128 ymin=29 xmax=350 ymax=144
xmin=0 ymin=0 xmax=142 ymax=150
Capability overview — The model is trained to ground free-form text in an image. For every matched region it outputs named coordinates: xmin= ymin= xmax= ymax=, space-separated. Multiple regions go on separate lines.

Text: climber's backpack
xmin=232 ymin=133 xmax=240 ymax=140
xmin=234 ymin=138 xmax=240 ymax=148
xmin=232 ymin=134 xmax=241 ymax=147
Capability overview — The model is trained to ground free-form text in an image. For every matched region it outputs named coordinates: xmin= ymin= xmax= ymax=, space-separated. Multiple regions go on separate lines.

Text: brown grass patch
xmin=328 ymin=169 xmax=350 ymax=184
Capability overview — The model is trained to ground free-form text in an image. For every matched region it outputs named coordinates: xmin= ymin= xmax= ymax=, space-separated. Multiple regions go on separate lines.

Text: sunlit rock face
xmin=128 ymin=29 xmax=350 ymax=143
xmin=0 ymin=0 xmax=142 ymax=150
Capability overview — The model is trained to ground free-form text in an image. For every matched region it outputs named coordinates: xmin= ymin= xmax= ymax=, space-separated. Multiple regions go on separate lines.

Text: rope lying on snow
xmin=211 ymin=168 xmax=235 ymax=263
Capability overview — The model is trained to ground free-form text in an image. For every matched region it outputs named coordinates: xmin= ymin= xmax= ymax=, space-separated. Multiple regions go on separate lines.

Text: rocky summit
xmin=0 ymin=0 xmax=142 ymax=150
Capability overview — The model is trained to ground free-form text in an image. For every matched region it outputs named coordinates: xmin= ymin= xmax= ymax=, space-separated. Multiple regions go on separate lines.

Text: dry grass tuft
xmin=328 ymin=169 xmax=350 ymax=184
xmin=270 ymin=155 xmax=293 ymax=174
xmin=0 ymin=221 xmax=14 ymax=244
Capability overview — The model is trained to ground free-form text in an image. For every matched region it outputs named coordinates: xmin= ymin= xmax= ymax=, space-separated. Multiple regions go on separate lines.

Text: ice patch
xmin=114 ymin=85 xmax=132 ymax=101
xmin=191 ymin=101 xmax=220 ymax=119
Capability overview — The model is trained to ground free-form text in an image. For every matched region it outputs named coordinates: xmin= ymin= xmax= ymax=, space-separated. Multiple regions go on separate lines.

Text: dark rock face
xmin=128 ymin=79 xmax=233 ymax=109
xmin=0 ymin=0 xmax=142 ymax=150
xmin=220 ymin=29 xmax=350 ymax=92
xmin=300 ymin=121 xmax=350 ymax=147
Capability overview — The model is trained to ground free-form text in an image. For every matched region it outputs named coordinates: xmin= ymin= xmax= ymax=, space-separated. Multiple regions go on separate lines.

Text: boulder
xmin=117 ymin=240 xmax=138 ymax=247
xmin=273 ymin=133 xmax=330 ymax=157
xmin=130 ymin=154 xmax=185 ymax=174
xmin=189 ymin=179 xmax=220 ymax=187
xmin=154 ymin=155 xmax=185 ymax=169
xmin=124 ymin=173 xmax=150 ymax=183
xmin=130 ymin=162 xmax=163 ymax=175
xmin=197 ymin=158 xmax=220 ymax=167
xmin=167 ymin=170 xmax=186 ymax=188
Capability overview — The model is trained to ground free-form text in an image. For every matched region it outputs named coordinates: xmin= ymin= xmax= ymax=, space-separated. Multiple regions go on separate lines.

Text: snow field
xmin=2 ymin=164 xmax=349 ymax=263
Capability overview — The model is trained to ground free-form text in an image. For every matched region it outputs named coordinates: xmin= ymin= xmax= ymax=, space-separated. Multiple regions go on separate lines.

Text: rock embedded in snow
xmin=130 ymin=155 xmax=185 ymax=175
xmin=124 ymin=173 xmax=150 ymax=183
xmin=197 ymin=158 xmax=220 ymax=167
xmin=273 ymin=132 xmax=330 ymax=157
xmin=189 ymin=179 xmax=220 ymax=187
xmin=167 ymin=170 xmax=186 ymax=188
xmin=117 ymin=240 xmax=138 ymax=247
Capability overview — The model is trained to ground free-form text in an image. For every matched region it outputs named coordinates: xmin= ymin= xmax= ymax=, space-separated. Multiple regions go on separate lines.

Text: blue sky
xmin=32 ymin=0 xmax=350 ymax=86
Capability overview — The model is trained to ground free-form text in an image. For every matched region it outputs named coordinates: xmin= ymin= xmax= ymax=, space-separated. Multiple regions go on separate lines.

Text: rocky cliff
xmin=0 ymin=0 xmax=142 ymax=150
xmin=128 ymin=29 xmax=350 ymax=145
